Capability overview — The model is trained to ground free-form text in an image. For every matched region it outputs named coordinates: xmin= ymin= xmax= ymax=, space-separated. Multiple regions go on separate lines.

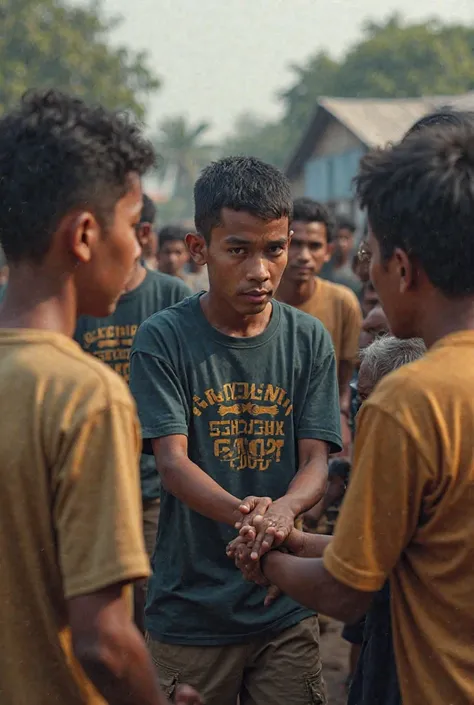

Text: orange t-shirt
xmin=324 ymin=331 xmax=474 ymax=705
xmin=291 ymin=277 xmax=361 ymax=364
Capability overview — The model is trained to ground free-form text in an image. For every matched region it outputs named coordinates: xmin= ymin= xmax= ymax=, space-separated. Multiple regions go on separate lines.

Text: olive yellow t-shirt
xmin=0 ymin=329 xmax=150 ymax=705
xmin=294 ymin=277 xmax=362 ymax=364
xmin=324 ymin=331 xmax=474 ymax=705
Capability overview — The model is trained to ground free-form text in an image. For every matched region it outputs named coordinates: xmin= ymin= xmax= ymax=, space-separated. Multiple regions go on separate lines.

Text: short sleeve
xmin=53 ymin=402 xmax=150 ymax=599
xmin=129 ymin=350 xmax=189 ymax=442
xmin=324 ymin=403 xmax=430 ymax=592
xmin=340 ymin=291 xmax=362 ymax=363
xmin=297 ymin=332 xmax=342 ymax=453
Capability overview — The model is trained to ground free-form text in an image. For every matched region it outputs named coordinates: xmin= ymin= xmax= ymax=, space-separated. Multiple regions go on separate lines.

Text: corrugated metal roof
xmin=286 ymin=92 xmax=474 ymax=178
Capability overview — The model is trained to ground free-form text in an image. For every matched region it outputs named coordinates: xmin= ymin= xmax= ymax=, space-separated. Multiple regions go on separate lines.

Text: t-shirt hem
xmin=64 ymin=559 xmax=151 ymax=599
xmin=323 ymin=546 xmax=385 ymax=593
xmin=297 ymin=429 xmax=343 ymax=453
xmin=142 ymin=425 xmax=188 ymax=440
xmin=146 ymin=608 xmax=314 ymax=646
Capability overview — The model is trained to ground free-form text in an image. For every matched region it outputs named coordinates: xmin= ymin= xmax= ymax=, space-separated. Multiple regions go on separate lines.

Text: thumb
xmin=174 ymin=684 xmax=202 ymax=705
xmin=264 ymin=585 xmax=282 ymax=608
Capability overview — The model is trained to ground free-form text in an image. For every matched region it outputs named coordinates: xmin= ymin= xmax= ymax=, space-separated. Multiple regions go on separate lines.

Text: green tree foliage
xmin=222 ymin=14 xmax=474 ymax=168
xmin=154 ymin=116 xmax=215 ymax=221
xmin=0 ymin=0 xmax=160 ymax=118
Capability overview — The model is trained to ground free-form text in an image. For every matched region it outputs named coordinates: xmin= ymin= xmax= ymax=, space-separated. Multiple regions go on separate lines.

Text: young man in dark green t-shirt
xmin=74 ymin=196 xmax=191 ymax=631
xmin=130 ymin=156 xmax=342 ymax=705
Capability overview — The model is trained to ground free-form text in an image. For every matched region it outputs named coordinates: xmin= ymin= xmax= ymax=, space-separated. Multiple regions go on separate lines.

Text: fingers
xmin=235 ymin=496 xmax=272 ymax=530
xmin=249 ymin=526 xmax=277 ymax=561
xmin=226 ymin=535 xmax=247 ymax=559
xmin=264 ymin=585 xmax=282 ymax=607
xmin=174 ymin=684 xmax=202 ymax=705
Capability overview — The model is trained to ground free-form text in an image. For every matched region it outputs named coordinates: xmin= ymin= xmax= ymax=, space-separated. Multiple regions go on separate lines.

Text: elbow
xmin=72 ymin=623 xmax=130 ymax=682
xmin=330 ymin=589 xmax=371 ymax=624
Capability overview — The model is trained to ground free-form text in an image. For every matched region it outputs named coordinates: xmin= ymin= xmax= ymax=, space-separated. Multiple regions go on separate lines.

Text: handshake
xmin=227 ymin=495 xmax=305 ymax=606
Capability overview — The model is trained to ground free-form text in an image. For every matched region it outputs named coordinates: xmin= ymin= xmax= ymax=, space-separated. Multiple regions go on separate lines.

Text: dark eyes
xmin=228 ymin=246 xmax=284 ymax=256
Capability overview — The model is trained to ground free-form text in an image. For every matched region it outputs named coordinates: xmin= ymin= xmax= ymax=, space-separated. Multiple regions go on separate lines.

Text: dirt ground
xmin=319 ymin=619 xmax=350 ymax=705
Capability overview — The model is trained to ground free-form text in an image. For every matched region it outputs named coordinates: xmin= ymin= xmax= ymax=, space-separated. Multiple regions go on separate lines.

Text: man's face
xmin=335 ymin=227 xmax=354 ymax=262
xmin=359 ymin=305 xmax=390 ymax=350
xmin=361 ymin=283 xmax=379 ymax=318
xmin=368 ymin=229 xmax=416 ymax=339
xmin=159 ymin=239 xmax=189 ymax=276
xmin=76 ymin=173 xmax=142 ymax=317
xmin=205 ymin=208 xmax=290 ymax=316
xmin=284 ymin=220 xmax=331 ymax=282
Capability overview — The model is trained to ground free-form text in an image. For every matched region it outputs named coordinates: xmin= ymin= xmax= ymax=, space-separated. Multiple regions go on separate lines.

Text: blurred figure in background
xmin=360 ymin=281 xmax=379 ymax=317
xmin=277 ymin=197 xmax=361 ymax=456
xmin=158 ymin=224 xmax=190 ymax=278
xmin=138 ymin=194 xmax=159 ymax=270
xmin=321 ymin=217 xmax=363 ymax=298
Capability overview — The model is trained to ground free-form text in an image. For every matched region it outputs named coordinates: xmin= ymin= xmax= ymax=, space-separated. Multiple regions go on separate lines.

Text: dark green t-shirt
xmin=130 ymin=293 xmax=342 ymax=645
xmin=74 ymin=269 xmax=191 ymax=501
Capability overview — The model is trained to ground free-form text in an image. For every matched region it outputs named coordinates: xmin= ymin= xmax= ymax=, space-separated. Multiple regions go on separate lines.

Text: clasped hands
xmin=227 ymin=496 xmax=299 ymax=606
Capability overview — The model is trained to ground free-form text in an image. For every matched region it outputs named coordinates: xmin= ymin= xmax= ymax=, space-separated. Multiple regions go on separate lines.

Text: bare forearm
xmin=285 ymin=529 xmax=332 ymax=558
xmin=262 ymin=552 xmax=372 ymax=623
xmin=158 ymin=455 xmax=240 ymax=525
xmin=76 ymin=623 xmax=168 ymax=705
xmin=282 ymin=462 xmax=328 ymax=516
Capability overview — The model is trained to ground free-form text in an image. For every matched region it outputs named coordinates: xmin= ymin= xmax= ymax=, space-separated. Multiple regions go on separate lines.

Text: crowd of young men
xmin=0 ymin=88 xmax=473 ymax=705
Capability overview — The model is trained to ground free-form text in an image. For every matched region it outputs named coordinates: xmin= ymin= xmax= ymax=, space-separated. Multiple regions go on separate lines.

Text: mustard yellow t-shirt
xmin=324 ymin=331 xmax=474 ymax=705
xmin=0 ymin=329 xmax=150 ymax=705
xmin=295 ymin=277 xmax=362 ymax=364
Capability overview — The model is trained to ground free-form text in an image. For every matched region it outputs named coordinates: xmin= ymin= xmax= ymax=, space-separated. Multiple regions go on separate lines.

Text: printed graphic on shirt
xmin=193 ymin=382 xmax=292 ymax=471
xmin=79 ymin=324 xmax=138 ymax=381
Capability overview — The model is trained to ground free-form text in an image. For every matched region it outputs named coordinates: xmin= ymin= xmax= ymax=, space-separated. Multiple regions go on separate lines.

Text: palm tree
xmin=154 ymin=116 xmax=215 ymax=207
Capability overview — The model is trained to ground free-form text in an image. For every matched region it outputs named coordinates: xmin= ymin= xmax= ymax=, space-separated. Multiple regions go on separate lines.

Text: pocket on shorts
xmin=145 ymin=635 xmax=180 ymax=699
xmin=305 ymin=664 xmax=327 ymax=705
xmin=153 ymin=660 xmax=180 ymax=699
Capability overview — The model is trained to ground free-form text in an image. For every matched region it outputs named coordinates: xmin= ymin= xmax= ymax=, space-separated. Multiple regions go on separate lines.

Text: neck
xmin=200 ymin=290 xmax=273 ymax=337
xmin=418 ymin=295 xmax=474 ymax=348
xmin=277 ymin=276 xmax=316 ymax=306
xmin=123 ymin=261 xmax=146 ymax=292
xmin=0 ymin=264 xmax=77 ymax=337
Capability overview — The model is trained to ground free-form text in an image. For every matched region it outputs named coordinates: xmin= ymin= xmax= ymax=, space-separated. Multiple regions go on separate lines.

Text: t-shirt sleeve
xmin=340 ymin=291 xmax=362 ymax=363
xmin=53 ymin=402 xmax=150 ymax=600
xmin=297 ymin=330 xmax=342 ymax=453
xmin=324 ymin=403 xmax=430 ymax=592
xmin=130 ymin=349 xmax=189 ymax=441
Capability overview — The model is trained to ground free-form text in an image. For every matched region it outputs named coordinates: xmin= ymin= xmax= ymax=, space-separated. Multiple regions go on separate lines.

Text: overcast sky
xmin=89 ymin=0 xmax=474 ymax=137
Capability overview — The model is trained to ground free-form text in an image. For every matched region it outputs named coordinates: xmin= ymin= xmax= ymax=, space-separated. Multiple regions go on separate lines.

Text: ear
xmin=66 ymin=211 xmax=101 ymax=265
xmin=186 ymin=232 xmax=208 ymax=266
xmin=325 ymin=242 xmax=335 ymax=263
xmin=136 ymin=222 xmax=151 ymax=249
xmin=394 ymin=248 xmax=415 ymax=293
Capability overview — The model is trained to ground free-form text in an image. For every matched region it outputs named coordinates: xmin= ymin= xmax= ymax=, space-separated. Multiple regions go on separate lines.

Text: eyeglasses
xmin=357 ymin=242 xmax=372 ymax=264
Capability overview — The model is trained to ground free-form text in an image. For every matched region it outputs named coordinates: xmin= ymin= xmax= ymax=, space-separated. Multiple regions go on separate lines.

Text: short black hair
xmin=159 ymin=225 xmax=187 ymax=248
xmin=0 ymin=89 xmax=155 ymax=264
xmin=336 ymin=216 xmax=356 ymax=234
xmin=404 ymin=108 xmax=474 ymax=139
xmin=194 ymin=156 xmax=292 ymax=242
xmin=140 ymin=194 xmax=157 ymax=225
xmin=355 ymin=122 xmax=474 ymax=297
xmin=292 ymin=197 xmax=336 ymax=243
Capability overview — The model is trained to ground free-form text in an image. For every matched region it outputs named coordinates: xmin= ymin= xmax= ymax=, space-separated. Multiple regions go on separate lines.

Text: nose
xmin=296 ymin=244 xmax=312 ymax=263
xmin=246 ymin=255 xmax=270 ymax=284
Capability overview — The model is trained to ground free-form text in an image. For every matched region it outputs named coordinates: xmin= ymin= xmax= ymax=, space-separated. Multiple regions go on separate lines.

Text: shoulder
xmin=275 ymin=299 xmax=334 ymax=357
xmin=366 ymin=354 xmax=441 ymax=434
xmin=21 ymin=336 xmax=135 ymax=419
xmin=147 ymin=269 xmax=192 ymax=298
xmin=133 ymin=294 xmax=196 ymax=353
xmin=318 ymin=278 xmax=361 ymax=311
